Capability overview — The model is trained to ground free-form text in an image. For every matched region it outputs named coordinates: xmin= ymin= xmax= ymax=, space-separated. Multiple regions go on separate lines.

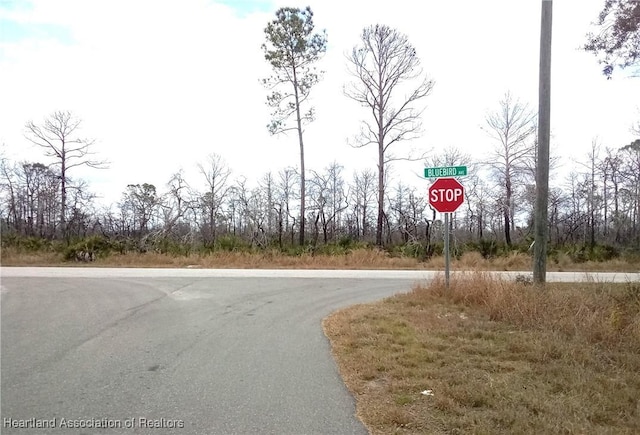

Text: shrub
xmin=317 ymin=243 xmax=350 ymax=256
xmin=338 ymin=236 xmax=354 ymax=249
xmin=153 ymin=238 xmax=191 ymax=256
xmin=401 ymin=242 xmax=427 ymax=259
xmin=63 ymin=235 xmax=114 ymax=261
xmin=565 ymin=244 xmax=620 ymax=263
xmin=2 ymin=236 xmax=53 ymax=252
xmin=22 ymin=236 xmax=52 ymax=252
xmin=215 ymin=235 xmax=251 ymax=252
xmin=478 ymin=238 xmax=499 ymax=259
xmin=592 ymin=244 xmax=619 ymax=261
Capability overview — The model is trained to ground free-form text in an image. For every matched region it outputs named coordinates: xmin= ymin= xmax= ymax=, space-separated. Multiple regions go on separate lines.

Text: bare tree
xmin=121 ymin=183 xmax=159 ymax=237
xmin=482 ymin=92 xmax=536 ymax=246
xmin=349 ymin=168 xmax=376 ymax=240
xmin=258 ymin=172 xmax=276 ymax=235
xmin=345 ymin=24 xmax=434 ymax=246
xmin=66 ymin=179 xmax=96 ymax=239
xmin=602 ymin=147 xmax=624 ymax=241
xmin=308 ymin=162 xmax=348 ymax=244
xmin=425 ymin=146 xmax=471 ymax=169
xmin=230 ymin=177 xmax=268 ymax=248
xmin=325 ymin=162 xmax=348 ymax=241
xmin=619 ymin=139 xmax=640 ymax=240
xmin=160 ymin=170 xmax=195 ymax=241
xmin=22 ymin=163 xmax=49 ymax=236
xmin=389 ymin=182 xmax=426 ymax=245
xmin=573 ymin=139 xmax=603 ymax=247
xmin=24 ymin=111 xmax=107 ymax=237
xmin=0 ymin=159 xmax=61 ymax=238
xmin=464 ymin=174 xmax=490 ymax=240
xmin=0 ymin=159 xmax=22 ymax=234
xmin=275 ymin=167 xmax=299 ymax=246
xmin=198 ymin=153 xmax=231 ymax=247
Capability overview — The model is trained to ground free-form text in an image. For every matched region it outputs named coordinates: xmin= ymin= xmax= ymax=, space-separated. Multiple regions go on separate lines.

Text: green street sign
xmin=424 ymin=165 xmax=467 ymax=178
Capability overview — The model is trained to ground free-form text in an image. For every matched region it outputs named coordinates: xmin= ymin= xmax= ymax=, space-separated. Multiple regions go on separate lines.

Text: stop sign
xmin=429 ymin=177 xmax=464 ymax=213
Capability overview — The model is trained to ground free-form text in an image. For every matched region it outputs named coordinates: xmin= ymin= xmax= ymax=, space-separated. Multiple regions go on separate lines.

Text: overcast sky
xmin=1 ymin=0 xmax=638 ymax=207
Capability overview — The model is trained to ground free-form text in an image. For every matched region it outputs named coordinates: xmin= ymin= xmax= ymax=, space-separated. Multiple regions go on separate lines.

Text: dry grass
xmin=97 ymin=248 xmax=428 ymax=269
xmin=452 ymin=251 xmax=639 ymax=272
xmin=0 ymin=247 xmax=426 ymax=269
xmin=0 ymin=248 xmax=62 ymax=266
xmin=323 ymin=274 xmax=640 ymax=434
xmin=1 ymin=247 xmax=638 ymax=271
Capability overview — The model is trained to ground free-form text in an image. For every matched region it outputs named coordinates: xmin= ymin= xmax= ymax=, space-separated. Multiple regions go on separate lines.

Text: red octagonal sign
xmin=429 ymin=177 xmax=464 ymax=213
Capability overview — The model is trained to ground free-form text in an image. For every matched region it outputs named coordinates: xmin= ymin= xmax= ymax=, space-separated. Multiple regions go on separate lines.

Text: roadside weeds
xmin=2 ymin=248 xmax=638 ymax=272
xmin=323 ymin=274 xmax=640 ymax=434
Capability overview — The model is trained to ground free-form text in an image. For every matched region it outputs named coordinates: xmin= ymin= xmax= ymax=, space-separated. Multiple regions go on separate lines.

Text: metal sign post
xmin=444 ymin=213 xmax=450 ymax=288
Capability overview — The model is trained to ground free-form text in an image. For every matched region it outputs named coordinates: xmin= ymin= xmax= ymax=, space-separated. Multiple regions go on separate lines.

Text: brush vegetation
xmin=1 ymin=235 xmax=638 ymax=271
xmin=323 ymin=274 xmax=640 ymax=434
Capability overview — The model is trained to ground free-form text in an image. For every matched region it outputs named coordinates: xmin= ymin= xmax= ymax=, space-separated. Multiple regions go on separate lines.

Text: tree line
xmin=1 ymin=112 xmax=638 ymax=260
xmin=1 ymin=3 xmax=639 ymax=261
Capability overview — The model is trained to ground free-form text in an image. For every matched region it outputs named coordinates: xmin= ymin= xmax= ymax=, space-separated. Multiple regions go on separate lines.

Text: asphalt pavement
xmin=1 ymin=268 xmax=426 ymax=435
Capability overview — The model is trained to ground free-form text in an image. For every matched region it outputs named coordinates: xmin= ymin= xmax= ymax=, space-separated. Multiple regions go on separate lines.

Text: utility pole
xmin=534 ymin=0 xmax=553 ymax=284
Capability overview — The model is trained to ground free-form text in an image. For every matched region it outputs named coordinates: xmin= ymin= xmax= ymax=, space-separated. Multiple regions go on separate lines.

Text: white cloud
xmin=1 ymin=0 xmax=638 ymax=207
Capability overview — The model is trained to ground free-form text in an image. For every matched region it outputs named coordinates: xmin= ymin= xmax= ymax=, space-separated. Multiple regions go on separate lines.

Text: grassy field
xmin=323 ymin=274 xmax=640 ymax=434
xmin=1 ymin=247 xmax=638 ymax=271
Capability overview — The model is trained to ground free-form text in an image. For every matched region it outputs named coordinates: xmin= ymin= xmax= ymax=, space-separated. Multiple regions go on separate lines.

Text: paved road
xmin=1 ymin=268 xmax=638 ymax=435
xmin=1 ymin=268 xmax=431 ymax=435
